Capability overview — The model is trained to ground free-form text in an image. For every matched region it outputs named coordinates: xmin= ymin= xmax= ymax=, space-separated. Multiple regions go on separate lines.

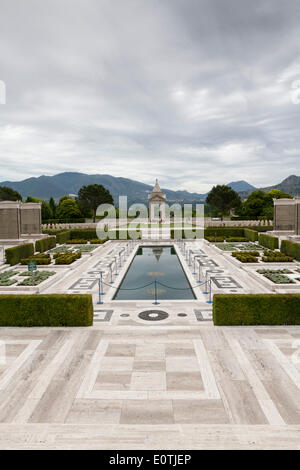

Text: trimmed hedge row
xmin=54 ymin=252 xmax=82 ymax=264
xmin=213 ymin=294 xmax=300 ymax=325
xmin=35 ymin=236 xmax=56 ymax=253
xmin=43 ymin=218 xmax=86 ymax=224
xmin=70 ymin=229 xmax=97 ymax=239
xmin=0 ymin=294 xmax=93 ymax=326
xmin=258 ymin=233 xmax=279 ymax=250
xmin=281 ymin=240 xmax=300 ymax=262
xmin=244 ymin=228 xmax=258 ymax=242
xmin=5 ymin=243 xmax=34 ymax=266
xmin=56 ymin=231 xmax=71 ymax=244
xmin=204 ymin=228 xmax=245 ymax=237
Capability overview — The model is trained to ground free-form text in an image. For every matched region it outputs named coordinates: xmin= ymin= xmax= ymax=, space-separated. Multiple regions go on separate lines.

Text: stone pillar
xmin=20 ymin=202 xmax=42 ymax=235
xmin=0 ymin=201 xmax=21 ymax=239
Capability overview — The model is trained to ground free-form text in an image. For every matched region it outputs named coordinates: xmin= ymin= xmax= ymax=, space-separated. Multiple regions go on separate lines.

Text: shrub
xmin=56 ymin=231 xmax=71 ymax=244
xmin=281 ymin=240 xmax=300 ymax=262
xmin=261 ymin=251 xmax=293 ymax=263
xmin=54 ymin=251 xmax=82 ymax=264
xmin=89 ymin=238 xmax=107 ymax=244
xmin=213 ymin=294 xmax=300 ymax=325
xmin=232 ymin=250 xmax=259 ymax=257
xmin=244 ymin=229 xmax=258 ymax=242
xmin=226 ymin=237 xmax=248 ymax=242
xmin=21 ymin=256 xmax=51 ymax=265
xmin=70 ymin=229 xmax=97 ymax=240
xmin=35 ymin=236 xmax=56 ymax=253
xmin=258 ymin=233 xmax=279 ymax=250
xmin=204 ymin=228 xmax=245 ymax=238
xmin=5 ymin=243 xmax=34 ymax=266
xmin=0 ymin=294 xmax=93 ymax=326
xmin=66 ymin=239 xmax=88 ymax=244
xmin=43 ymin=218 xmax=86 ymax=224
xmin=205 ymin=236 xmax=225 ymax=242
xmin=231 ymin=253 xmax=258 ymax=263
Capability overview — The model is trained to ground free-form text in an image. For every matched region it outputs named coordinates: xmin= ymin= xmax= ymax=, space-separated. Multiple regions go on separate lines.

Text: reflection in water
xmin=114 ymin=245 xmax=195 ymax=300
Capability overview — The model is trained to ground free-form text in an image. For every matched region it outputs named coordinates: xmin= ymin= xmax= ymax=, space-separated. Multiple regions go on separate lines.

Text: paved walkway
xmin=0 ymin=321 xmax=299 ymax=449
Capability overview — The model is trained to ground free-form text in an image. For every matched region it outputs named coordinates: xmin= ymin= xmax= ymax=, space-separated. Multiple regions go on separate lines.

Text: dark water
xmin=113 ymin=245 xmax=195 ymax=300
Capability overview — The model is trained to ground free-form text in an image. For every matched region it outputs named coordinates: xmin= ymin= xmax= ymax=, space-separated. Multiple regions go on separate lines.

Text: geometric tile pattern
xmin=93 ymin=310 xmax=114 ymax=322
xmin=0 ymin=326 xmax=300 ymax=449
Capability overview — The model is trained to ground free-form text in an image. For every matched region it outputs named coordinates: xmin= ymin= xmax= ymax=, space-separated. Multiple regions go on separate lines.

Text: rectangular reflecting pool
xmin=113 ymin=245 xmax=195 ymax=301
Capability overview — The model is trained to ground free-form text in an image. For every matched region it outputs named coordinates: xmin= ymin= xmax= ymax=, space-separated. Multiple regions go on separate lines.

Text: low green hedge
xmin=54 ymin=252 xmax=82 ymax=264
xmin=35 ymin=236 xmax=56 ymax=253
xmin=0 ymin=294 xmax=93 ymax=326
xmin=5 ymin=243 xmax=34 ymax=266
xmin=244 ymin=229 xmax=258 ymax=242
xmin=70 ymin=229 xmax=97 ymax=240
xmin=56 ymin=231 xmax=71 ymax=244
xmin=226 ymin=237 xmax=248 ymax=242
xmin=258 ymin=233 xmax=279 ymax=250
xmin=281 ymin=240 xmax=300 ymax=262
xmin=213 ymin=294 xmax=300 ymax=325
xmin=204 ymin=228 xmax=245 ymax=237
xmin=21 ymin=256 xmax=51 ymax=265
xmin=66 ymin=239 xmax=88 ymax=244
xmin=89 ymin=238 xmax=107 ymax=244
xmin=43 ymin=218 xmax=86 ymax=224
xmin=205 ymin=236 xmax=225 ymax=242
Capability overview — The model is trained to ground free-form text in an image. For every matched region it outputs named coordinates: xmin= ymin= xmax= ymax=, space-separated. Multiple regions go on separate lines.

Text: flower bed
xmin=257 ymin=269 xmax=295 ymax=284
xmin=215 ymin=242 xmax=263 ymax=252
xmin=0 ymin=270 xmax=19 ymax=286
xmin=18 ymin=271 xmax=56 ymax=286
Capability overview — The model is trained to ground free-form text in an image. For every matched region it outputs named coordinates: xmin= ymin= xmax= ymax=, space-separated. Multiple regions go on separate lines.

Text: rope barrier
xmin=102 ymin=280 xmax=155 ymax=291
xmin=156 ymin=280 xmax=207 ymax=291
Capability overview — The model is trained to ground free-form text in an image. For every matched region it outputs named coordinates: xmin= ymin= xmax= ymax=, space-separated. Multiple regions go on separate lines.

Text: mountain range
xmin=0 ymin=172 xmax=299 ymax=204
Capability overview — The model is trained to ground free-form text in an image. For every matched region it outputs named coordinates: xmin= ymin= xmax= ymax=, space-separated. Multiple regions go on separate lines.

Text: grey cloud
xmin=0 ymin=0 xmax=300 ymax=192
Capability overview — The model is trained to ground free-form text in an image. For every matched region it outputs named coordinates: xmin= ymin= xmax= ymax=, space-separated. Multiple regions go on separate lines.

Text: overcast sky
xmin=0 ymin=0 xmax=300 ymax=192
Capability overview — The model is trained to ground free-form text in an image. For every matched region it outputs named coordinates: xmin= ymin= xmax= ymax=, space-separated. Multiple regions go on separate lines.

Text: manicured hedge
xmin=5 ymin=243 xmax=34 ymax=266
xmin=281 ymin=240 xmax=300 ymax=262
xmin=244 ymin=229 xmax=258 ymax=242
xmin=204 ymin=228 xmax=245 ymax=237
xmin=258 ymin=233 xmax=279 ymax=250
xmin=0 ymin=294 xmax=93 ymax=326
xmin=56 ymin=231 xmax=71 ymax=244
xmin=43 ymin=218 xmax=86 ymax=224
xmin=213 ymin=294 xmax=300 ymax=325
xmin=21 ymin=257 xmax=51 ymax=265
xmin=54 ymin=252 xmax=82 ymax=264
xmin=70 ymin=229 xmax=97 ymax=239
xmin=35 ymin=236 xmax=56 ymax=253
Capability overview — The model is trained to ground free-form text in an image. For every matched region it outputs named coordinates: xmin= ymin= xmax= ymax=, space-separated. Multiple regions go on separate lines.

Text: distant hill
xmin=0 ymin=172 xmax=299 ymax=203
xmin=0 ymin=172 xmax=206 ymax=205
xmin=261 ymin=175 xmax=300 ymax=196
xmin=227 ymin=180 xmax=256 ymax=193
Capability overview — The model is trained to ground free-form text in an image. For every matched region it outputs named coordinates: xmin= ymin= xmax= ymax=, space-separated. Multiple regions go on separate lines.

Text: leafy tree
xmin=26 ymin=196 xmax=40 ymax=203
xmin=58 ymin=195 xmax=72 ymax=205
xmin=41 ymin=201 xmax=53 ymax=221
xmin=78 ymin=184 xmax=114 ymax=222
xmin=49 ymin=197 xmax=57 ymax=218
xmin=237 ymin=190 xmax=273 ymax=219
xmin=25 ymin=196 xmax=53 ymax=221
xmin=206 ymin=185 xmax=241 ymax=220
xmin=0 ymin=186 xmax=22 ymax=201
xmin=56 ymin=198 xmax=82 ymax=219
xmin=268 ymin=189 xmax=293 ymax=199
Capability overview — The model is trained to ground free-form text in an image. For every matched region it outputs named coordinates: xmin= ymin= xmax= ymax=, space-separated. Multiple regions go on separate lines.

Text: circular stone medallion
xmin=138 ymin=310 xmax=169 ymax=322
